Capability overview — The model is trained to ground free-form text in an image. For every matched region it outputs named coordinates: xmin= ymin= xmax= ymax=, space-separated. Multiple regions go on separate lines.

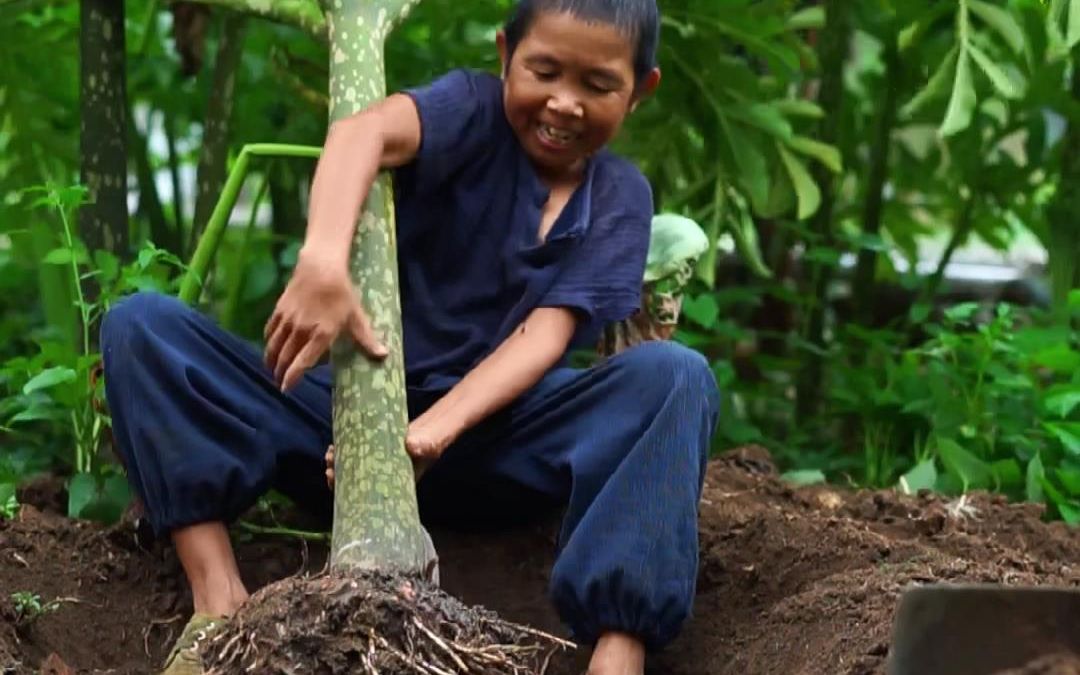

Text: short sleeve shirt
xmin=394 ymin=68 xmax=652 ymax=392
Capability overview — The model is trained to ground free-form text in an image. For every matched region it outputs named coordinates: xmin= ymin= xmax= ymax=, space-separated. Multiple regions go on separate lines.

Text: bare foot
xmin=588 ymin=631 xmax=645 ymax=675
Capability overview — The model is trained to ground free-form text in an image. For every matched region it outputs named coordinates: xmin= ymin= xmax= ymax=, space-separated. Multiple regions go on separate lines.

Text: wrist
xmin=297 ymin=244 xmax=349 ymax=274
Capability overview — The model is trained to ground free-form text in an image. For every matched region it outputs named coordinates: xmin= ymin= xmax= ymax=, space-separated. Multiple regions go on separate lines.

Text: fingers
xmin=349 ymin=308 xmax=389 ymax=360
xmin=280 ymin=334 xmax=331 ymax=392
xmin=325 ymin=445 xmax=335 ymax=489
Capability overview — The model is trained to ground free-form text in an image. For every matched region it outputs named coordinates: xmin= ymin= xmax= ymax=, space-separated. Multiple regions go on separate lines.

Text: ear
xmin=630 ymin=67 xmax=662 ymax=113
xmin=496 ymin=30 xmax=510 ymax=78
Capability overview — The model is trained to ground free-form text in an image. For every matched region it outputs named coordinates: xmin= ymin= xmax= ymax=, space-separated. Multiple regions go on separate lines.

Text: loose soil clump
xmin=2 ymin=446 xmax=1079 ymax=674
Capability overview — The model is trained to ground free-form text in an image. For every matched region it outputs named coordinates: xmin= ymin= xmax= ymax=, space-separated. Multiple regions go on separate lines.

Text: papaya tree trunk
xmin=79 ymin=0 xmax=129 ymax=259
xmin=323 ymin=0 xmax=430 ymax=573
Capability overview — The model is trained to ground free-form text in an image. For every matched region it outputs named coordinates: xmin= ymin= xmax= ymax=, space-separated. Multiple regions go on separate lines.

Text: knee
xmin=100 ymin=292 xmax=187 ymax=364
xmin=613 ymin=341 xmax=718 ymax=403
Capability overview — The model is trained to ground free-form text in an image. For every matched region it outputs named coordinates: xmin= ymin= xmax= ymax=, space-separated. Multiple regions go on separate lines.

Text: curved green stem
xmin=179 ymin=144 xmax=321 ymax=304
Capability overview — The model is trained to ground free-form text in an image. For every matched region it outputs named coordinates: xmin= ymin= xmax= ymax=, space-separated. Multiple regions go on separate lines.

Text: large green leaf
xmin=778 ymin=145 xmax=820 ymax=220
xmin=902 ymin=45 xmax=958 ymax=119
xmin=1070 ymin=0 xmax=1080 ymax=47
xmin=1027 ymin=453 xmax=1045 ymax=503
xmin=967 ymin=0 xmax=1025 ymax=54
xmin=899 ymin=459 xmax=938 ymax=494
xmin=940 ymin=48 xmax=977 ymax=136
xmin=1044 ymin=422 xmax=1080 ymax=456
xmin=937 ymin=438 xmax=992 ymax=489
xmin=785 ymin=135 xmax=842 ymax=173
xmin=967 ymin=44 xmax=1022 ymax=99
xmin=22 ymin=367 xmax=76 ymax=395
xmin=1044 ymin=387 xmax=1080 ymax=418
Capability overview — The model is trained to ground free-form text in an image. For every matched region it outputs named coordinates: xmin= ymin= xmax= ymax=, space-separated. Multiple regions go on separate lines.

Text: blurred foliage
xmin=1 ymin=0 xmax=1080 ymax=523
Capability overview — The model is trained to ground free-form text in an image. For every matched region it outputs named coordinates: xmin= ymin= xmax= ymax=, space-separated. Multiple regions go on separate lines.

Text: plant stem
xmin=236 ymin=520 xmax=329 ymax=542
xmin=221 ymin=171 xmax=270 ymax=330
xmin=794 ymin=0 xmax=853 ymax=424
xmin=180 ymin=144 xmax=321 ymax=304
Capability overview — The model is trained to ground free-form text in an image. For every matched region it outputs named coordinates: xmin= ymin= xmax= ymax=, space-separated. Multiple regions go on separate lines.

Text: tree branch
xmin=193 ymin=0 xmax=326 ymax=41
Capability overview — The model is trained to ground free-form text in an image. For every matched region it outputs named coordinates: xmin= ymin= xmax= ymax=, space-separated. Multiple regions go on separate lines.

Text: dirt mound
xmin=1 ymin=446 xmax=1079 ymax=674
xmin=201 ymin=570 xmax=572 ymax=674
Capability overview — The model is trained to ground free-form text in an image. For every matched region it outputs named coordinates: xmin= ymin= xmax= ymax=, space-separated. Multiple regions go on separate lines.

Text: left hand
xmin=405 ymin=415 xmax=461 ymax=478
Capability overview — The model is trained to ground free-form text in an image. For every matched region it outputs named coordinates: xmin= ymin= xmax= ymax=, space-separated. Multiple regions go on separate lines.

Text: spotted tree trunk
xmin=79 ymin=0 xmax=129 ymax=258
xmin=323 ymin=0 xmax=431 ymax=574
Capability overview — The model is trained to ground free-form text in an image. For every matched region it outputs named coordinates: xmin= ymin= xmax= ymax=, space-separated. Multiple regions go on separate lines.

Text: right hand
xmin=325 ymin=443 xmax=432 ymax=489
xmin=264 ymin=251 xmax=388 ymax=391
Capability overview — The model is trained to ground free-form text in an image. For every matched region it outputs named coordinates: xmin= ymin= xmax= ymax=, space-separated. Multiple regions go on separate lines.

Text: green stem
xmin=236 ymin=520 xmax=330 ymax=542
xmin=221 ymin=171 xmax=270 ymax=330
xmin=179 ymin=144 xmax=321 ymax=304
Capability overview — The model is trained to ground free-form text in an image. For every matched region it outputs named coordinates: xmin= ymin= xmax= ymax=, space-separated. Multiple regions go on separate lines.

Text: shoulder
xmin=591 ymin=152 xmax=653 ymax=219
xmin=406 ymin=68 xmax=504 ymax=113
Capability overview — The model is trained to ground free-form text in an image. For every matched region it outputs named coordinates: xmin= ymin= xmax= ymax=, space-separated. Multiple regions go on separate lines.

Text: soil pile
xmin=1 ymin=446 xmax=1078 ymax=674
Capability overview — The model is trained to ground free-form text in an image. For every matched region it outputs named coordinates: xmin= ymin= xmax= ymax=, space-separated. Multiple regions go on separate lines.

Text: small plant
xmin=0 ymin=183 xmax=187 ymax=523
xmin=10 ymin=591 xmax=59 ymax=626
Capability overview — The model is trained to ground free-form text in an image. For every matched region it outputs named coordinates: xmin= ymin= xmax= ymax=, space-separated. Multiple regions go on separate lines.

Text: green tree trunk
xmin=79 ymin=0 xmax=129 ymax=258
xmin=794 ymin=0 xmax=852 ymax=424
xmin=323 ymin=0 xmax=431 ymax=574
xmin=1047 ymin=64 xmax=1080 ymax=320
xmin=852 ymin=38 xmax=900 ymax=327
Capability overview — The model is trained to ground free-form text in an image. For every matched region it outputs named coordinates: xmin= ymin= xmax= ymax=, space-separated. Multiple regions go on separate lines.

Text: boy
xmin=101 ymin=1 xmax=720 ymax=673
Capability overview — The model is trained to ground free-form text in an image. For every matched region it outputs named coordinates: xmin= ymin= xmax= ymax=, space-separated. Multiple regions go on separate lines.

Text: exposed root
xmin=201 ymin=569 xmax=574 ymax=674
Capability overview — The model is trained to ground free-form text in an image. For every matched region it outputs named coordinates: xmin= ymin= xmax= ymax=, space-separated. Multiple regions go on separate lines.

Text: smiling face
xmin=497 ymin=11 xmax=660 ymax=183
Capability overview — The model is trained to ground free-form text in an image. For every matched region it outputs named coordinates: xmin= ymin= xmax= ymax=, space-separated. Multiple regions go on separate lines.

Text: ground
xmin=2 ymin=446 xmax=1080 ymax=675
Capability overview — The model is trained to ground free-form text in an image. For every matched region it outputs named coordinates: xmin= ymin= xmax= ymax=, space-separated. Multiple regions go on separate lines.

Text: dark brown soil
xmin=2 ymin=446 xmax=1079 ymax=675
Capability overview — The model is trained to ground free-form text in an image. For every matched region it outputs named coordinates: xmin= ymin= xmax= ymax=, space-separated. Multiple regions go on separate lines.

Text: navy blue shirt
xmin=394 ymin=69 xmax=652 ymax=393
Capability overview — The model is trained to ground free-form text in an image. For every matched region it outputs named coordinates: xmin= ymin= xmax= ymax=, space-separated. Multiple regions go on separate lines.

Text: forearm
xmin=417 ymin=309 xmax=577 ymax=436
xmin=300 ymin=116 xmax=385 ymax=269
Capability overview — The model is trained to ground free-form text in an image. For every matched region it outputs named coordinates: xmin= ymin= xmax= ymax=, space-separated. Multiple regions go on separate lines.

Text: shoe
xmin=160 ymin=613 xmax=226 ymax=675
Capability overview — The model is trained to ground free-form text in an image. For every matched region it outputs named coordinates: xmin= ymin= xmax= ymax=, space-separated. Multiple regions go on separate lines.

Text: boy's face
xmin=498 ymin=12 xmax=660 ymax=182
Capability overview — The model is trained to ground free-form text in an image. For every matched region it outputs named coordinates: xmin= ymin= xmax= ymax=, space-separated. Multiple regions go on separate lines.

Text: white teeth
xmin=540 ymin=124 xmax=574 ymax=144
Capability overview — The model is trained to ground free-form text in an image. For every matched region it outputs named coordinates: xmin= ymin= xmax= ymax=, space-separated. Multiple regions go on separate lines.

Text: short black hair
xmin=503 ymin=0 xmax=660 ymax=86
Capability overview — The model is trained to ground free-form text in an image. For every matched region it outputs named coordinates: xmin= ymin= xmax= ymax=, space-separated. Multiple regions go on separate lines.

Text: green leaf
xmin=1068 ymin=289 xmax=1080 ymax=310
xmin=725 ymin=130 xmax=771 ymax=213
xmin=681 ymin=293 xmax=720 ymax=329
xmin=937 ymin=438 xmax=992 ymax=489
xmin=991 ymin=459 xmax=1023 ymax=489
xmin=42 ymin=247 xmax=73 ymax=265
xmin=0 ymin=483 xmax=18 ymax=519
xmin=1032 ymin=345 xmax=1080 ymax=373
xmin=1056 ymin=467 xmax=1080 ymax=495
xmin=786 ymin=6 xmax=824 ymax=31
xmin=940 ymin=49 xmax=977 ymax=137
xmin=778 ymin=146 xmax=820 ymax=220
xmin=902 ymin=46 xmax=958 ymax=119
xmin=967 ymin=44 xmax=1022 ymax=99
xmin=1044 ymin=388 xmax=1080 ymax=418
xmin=1069 ymin=0 xmax=1080 ymax=47
xmin=67 ymin=473 xmax=96 ymax=519
xmin=1044 ymin=422 xmax=1080 ymax=456
xmin=1059 ymin=501 xmax=1080 ymax=524
xmin=1027 ymin=453 xmax=1045 ymax=503
xmin=968 ymin=0 xmax=1026 ymax=54
xmin=726 ymin=103 xmax=793 ymax=140
xmin=899 ymin=459 xmax=937 ymax=494
xmin=785 ymin=136 xmax=842 ymax=173
xmin=781 ymin=469 xmax=826 ymax=486
xmin=772 ymin=100 xmax=824 ymax=119
xmin=22 ymin=367 xmax=76 ymax=395
xmin=944 ymin=302 xmax=979 ymax=323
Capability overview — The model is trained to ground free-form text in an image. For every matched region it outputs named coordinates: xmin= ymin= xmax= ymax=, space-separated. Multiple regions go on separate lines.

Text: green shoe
xmin=160 ymin=613 xmax=227 ymax=675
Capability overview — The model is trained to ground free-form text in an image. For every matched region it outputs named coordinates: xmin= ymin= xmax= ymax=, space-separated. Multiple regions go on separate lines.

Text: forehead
xmin=516 ymin=11 xmax=636 ymax=74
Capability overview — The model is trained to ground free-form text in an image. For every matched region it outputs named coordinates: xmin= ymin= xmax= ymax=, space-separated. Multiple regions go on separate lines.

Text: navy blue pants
xmin=100 ymin=291 xmax=720 ymax=649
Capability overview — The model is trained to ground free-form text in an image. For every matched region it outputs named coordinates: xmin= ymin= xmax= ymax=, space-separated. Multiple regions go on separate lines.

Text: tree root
xmin=201 ymin=569 xmax=574 ymax=674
